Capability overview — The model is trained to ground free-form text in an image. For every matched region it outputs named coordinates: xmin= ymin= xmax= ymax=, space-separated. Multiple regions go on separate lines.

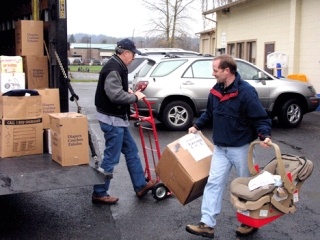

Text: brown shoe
xmin=186 ymin=222 xmax=214 ymax=238
xmin=92 ymin=194 xmax=119 ymax=204
xmin=136 ymin=179 xmax=157 ymax=198
xmin=236 ymin=223 xmax=258 ymax=236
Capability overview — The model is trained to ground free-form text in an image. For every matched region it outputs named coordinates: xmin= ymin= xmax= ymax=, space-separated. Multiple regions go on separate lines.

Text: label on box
xmin=178 ymin=132 xmax=212 ymax=161
xmin=0 ymin=72 xmax=25 ymax=93
xmin=0 ymin=117 xmax=43 ymax=158
xmin=0 ymin=56 xmax=23 ymax=73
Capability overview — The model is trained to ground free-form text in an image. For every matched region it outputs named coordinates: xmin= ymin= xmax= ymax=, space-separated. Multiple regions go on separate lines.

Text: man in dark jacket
xmin=186 ymin=54 xmax=272 ymax=238
xmin=92 ymin=38 xmax=157 ymax=205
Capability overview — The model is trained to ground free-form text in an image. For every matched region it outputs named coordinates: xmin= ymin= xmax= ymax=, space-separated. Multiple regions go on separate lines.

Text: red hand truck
xmin=131 ymin=98 xmax=171 ymax=201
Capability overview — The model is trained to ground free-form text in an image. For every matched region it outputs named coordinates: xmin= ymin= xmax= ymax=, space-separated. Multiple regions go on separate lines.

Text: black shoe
xmin=186 ymin=222 xmax=214 ymax=238
xmin=236 ymin=223 xmax=258 ymax=236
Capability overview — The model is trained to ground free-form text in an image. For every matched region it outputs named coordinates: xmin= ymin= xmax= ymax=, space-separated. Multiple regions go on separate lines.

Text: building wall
xmin=299 ymin=0 xmax=320 ymax=92
xmin=214 ymin=0 xmax=320 ymax=92
xmin=199 ymin=31 xmax=215 ymax=55
xmin=69 ymin=48 xmax=102 ymax=60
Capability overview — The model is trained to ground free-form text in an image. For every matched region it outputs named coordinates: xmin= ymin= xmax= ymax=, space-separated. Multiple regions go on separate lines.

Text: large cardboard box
xmin=0 ymin=95 xmax=43 ymax=158
xmin=0 ymin=56 xmax=23 ymax=73
xmin=0 ymin=72 xmax=25 ymax=93
xmin=23 ymin=56 xmax=49 ymax=89
xmin=49 ymin=112 xmax=89 ymax=166
xmin=36 ymin=88 xmax=60 ymax=129
xmin=15 ymin=20 xmax=44 ymax=56
xmin=156 ymin=132 xmax=214 ymax=205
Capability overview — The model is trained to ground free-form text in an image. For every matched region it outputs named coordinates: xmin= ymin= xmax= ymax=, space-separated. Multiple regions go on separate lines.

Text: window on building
xmin=236 ymin=42 xmax=244 ymax=59
xmin=227 ymin=40 xmax=256 ymax=64
xmin=246 ymin=41 xmax=256 ymax=64
xmin=227 ymin=43 xmax=235 ymax=57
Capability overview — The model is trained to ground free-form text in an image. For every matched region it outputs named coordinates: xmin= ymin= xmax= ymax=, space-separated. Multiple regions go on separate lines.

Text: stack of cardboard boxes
xmin=0 ymin=20 xmax=89 ymax=167
xmin=15 ymin=20 xmax=49 ymax=89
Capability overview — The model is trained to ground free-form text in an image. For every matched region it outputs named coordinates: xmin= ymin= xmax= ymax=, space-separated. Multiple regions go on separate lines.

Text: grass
xmin=69 ymin=65 xmax=102 ymax=73
xmin=69 ymin=65 xmax=102 ymax=81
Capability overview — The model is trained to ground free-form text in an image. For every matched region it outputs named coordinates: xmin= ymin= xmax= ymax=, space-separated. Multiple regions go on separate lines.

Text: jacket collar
xmin=211 ymin=72 xmax=242 ymax=101
xmin=111 ymin=54 xmax=128 ymax=72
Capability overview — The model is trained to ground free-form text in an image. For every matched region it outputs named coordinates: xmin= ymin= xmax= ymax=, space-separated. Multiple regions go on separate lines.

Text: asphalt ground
xmin=1 ymin=80 xmax=320 ymax=240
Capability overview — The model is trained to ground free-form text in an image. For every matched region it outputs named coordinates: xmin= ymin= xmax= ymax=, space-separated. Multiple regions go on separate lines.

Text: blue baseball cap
xmin=117 ymin=38 xmax=141 ymax=55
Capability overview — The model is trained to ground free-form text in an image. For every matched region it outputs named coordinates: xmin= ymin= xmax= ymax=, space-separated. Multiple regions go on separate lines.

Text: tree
xmin=68 ymin=34 xmax=76 ymax=43
xmin=142 ymin=0 xmax=200 ymax=47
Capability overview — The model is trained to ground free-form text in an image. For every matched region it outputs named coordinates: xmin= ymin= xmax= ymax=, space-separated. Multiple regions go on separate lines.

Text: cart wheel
xmin=134 ymin=121 xmax=140 ymax=127
xmin=152 ymin=183 xmax=168 ymax=201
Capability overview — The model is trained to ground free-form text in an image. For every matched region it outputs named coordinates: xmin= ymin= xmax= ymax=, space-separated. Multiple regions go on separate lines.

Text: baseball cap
xmin=117 ymin=38 xmax=141 ymax=55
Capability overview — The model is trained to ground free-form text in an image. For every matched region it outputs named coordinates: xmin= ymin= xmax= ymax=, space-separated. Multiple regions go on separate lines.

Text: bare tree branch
xmin=142 ymin=0 xmax=203 ymax=47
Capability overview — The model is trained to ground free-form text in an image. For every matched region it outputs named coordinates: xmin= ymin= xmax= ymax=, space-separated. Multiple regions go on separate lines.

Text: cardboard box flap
xmin=49 ymin=112 xmax=84 ymax=119
xmin=0 ymin=95 xmax=42 ymax=119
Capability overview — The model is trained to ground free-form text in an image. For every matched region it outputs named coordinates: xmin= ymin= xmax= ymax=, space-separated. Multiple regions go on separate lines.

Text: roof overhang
xmin=196 ymin=28 xmax=216 ymax=35
xmin=100 ymin=52 xmax=113 ymax=57
xmin=203 ymin=0 xmax=248 ymax=15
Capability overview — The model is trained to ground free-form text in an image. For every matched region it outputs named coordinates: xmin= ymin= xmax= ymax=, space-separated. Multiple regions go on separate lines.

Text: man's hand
xmin=134 ymin=89 xmax=145 ymax=100
xmin=260 ymin=137 xmax=272 ymax=148
xmin=188 ymin=126 xmax=198 ymax=134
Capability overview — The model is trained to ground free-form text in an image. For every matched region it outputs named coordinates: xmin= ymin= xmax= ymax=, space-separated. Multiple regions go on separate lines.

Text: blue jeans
xmin=200 ymin=144 xmax=251 ymax=228
xmin=93 ymin=122 xmax=147 ymax=197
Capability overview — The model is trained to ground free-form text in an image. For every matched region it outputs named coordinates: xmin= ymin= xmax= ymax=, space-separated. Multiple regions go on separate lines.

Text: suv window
xmin=150 ymin=60 xmax=187 ymax=77
xmin=184 ymin=60 xmax=213 ymax=78
xmin=237 ymin=61 xmax=272 ymax=80
xmin=136 ymin=61 xmax=156 ymax=78
xmin=128 ymin=58 xmax=146 ymax=74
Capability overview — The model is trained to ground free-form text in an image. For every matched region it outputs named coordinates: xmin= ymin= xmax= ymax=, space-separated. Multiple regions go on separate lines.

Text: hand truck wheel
xmin=152 ymin=182 xmax=169 ymax=201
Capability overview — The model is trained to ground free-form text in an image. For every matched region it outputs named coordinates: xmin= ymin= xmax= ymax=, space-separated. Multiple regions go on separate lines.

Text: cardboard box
xmin=15 ymin=20 xmax=44 ymax=56
xmin=49 ymin=112 xmax=89 ymax=166
xmin=0 ymin=95 xmax=43 ymax=158
xmin=0 ymin=72 xmax=25 ymax=93
xmin=0 ymin=56 xmax=23 ymax=73
xmin=155 ymin=132 xmax=214 ymax=205
xmin=36 ymin=88 xmax=60 ymax=129
xmin=23 ymin=56 xmax=49 ymax=89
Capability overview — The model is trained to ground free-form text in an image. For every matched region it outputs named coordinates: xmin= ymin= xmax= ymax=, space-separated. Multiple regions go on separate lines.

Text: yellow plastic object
xmin=287 ymin=74 xmax=308 ymax=82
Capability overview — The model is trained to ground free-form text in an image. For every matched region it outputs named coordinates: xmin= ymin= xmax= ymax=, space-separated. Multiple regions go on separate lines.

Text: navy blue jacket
xmin=194 ymin=72 xmax=271 ymax=147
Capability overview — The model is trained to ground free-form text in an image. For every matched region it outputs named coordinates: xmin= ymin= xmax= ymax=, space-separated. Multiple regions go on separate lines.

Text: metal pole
xmin=32 ymin=0 xmax=39 ymax=20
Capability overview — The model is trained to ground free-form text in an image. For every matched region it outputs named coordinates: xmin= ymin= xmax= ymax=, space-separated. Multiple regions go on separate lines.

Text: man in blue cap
xmin=92 ymin=38 xmax=156 ymax=204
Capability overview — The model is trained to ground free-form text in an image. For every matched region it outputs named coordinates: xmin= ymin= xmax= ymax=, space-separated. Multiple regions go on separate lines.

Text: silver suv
xmin=128 ymin=48 xmax=202 ymax=88
xmin=132 ymin=56 xmax=319 ymax=131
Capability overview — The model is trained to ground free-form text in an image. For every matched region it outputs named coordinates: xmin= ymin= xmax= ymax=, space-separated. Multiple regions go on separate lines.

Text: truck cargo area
xmin=0 ymin=0 xmax=104 ymax=196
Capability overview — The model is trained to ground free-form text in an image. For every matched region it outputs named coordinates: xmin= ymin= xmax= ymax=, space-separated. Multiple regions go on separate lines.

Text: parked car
xmin=90 ymin=59 xmax=102 ymax=66
xmin=128 ymin=49 xmax=202 ymax=89
xmin=132 ymin=56 xmax=319 ymax=131
xmin=72 ymin=58 xmax=82 ymax=65
xmin=137 ymin=48 xmax=202 ymax=57
xmin=82 ymin=59 xmax=91 ymax=66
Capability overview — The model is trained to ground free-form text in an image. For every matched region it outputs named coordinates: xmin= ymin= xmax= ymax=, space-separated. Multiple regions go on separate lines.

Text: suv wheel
xmin=277 ymin=99 xmax=303 ymax=127
xmin=162 ymin=101 xmax=193 ymax=131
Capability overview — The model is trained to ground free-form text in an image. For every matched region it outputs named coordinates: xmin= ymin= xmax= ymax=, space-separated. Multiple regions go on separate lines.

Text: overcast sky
xmin=67 ymin=0 xmax=204 ymax=38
